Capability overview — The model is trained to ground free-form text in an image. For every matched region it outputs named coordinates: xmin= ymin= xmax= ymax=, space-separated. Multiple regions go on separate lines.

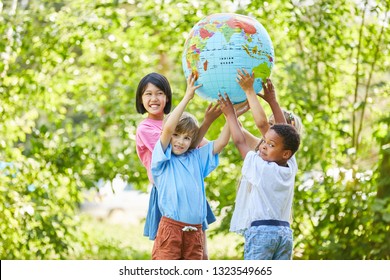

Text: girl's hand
xmin=218 ymin=92 xmax=235 ymax=117
xmin=258 ymin=78 xmax=277 ymax=104
xmin=204 ymin=102 xmax=222 ymax=123
xmin=185 ymin=72 xmax=202 ymax=100
xmin=236 ymin=68 xmax=255 ymax=92
xmin=234 ymin=100 xmax=249 ymax=117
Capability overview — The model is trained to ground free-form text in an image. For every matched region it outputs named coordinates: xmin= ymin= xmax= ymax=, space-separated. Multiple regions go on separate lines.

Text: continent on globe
xmin=182 ymin=13 xmax=274 ymax=104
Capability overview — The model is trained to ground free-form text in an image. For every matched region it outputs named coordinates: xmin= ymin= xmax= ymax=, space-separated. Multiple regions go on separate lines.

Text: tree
xmin=1 ymin=0 xmax=389 ymax=259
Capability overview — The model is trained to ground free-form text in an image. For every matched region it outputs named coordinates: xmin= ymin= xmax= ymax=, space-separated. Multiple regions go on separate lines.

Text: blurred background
xmin=0 ymin=0 xmax=389 ymax=259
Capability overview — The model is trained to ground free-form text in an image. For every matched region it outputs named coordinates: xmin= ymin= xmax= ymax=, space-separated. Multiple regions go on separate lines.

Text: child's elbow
xmin=233 ymin=137 xmax=246 ymax=148
xmin=256 ymin=122 xmax=269 ymax=131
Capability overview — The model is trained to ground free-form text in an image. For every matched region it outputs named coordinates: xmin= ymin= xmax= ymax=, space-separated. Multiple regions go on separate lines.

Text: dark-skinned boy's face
xmin=258 ymin=129 xmax=291 ymax=166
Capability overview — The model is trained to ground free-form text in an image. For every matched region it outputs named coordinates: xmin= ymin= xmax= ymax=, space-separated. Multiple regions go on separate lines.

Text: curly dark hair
xmin=270 ymin=124 xmax=300 ymax=155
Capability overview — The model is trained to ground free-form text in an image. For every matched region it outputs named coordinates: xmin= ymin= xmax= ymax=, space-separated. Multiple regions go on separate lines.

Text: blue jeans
xmin=244 ymin=225 xmax=293 ymax=260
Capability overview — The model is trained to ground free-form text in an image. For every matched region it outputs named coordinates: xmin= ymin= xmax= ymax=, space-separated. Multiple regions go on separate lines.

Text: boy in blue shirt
xmin=151 ymin=73 xmax=230 ymax=260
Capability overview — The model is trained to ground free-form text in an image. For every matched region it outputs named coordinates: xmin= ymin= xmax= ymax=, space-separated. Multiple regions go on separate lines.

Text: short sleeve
xmin=136 ymin=123 xmax=161 ymax=154
xmin=197 ymin=141 xmax=219 ymax=177
xmin=151 ymin=140 xmax=172 ymax=177
xmin=242 ymin=151 xmax=269 ymax=185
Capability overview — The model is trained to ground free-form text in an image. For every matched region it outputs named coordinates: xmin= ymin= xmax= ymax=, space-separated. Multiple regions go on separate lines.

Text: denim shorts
xmin=244 ymin=224 xmax=293 ymax=260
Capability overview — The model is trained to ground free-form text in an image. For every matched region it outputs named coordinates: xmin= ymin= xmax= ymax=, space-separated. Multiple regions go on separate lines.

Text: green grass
xmin=70 ymin=214 xmax=243 ymax=260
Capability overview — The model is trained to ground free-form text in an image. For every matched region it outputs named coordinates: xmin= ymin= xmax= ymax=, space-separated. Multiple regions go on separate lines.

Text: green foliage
xmin=293 ymin=168 xmax=380 ymax=259
xmin=370 ymin=112 xmax=390 ymax=258
xmin=1 ymin=0 xmax=389 ymax=259
xmin=0 ymin=160 xmax=81 ymax=259
xmin=69 ymin=215 xmax=152 ymax=260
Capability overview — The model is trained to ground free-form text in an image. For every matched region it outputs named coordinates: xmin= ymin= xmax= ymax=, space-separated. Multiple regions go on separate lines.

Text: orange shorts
xmin=152 ymin=216 xmax=204 ymax=260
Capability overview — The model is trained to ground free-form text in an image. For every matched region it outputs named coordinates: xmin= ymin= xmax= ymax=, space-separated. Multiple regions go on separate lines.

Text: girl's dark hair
xmin=135 ymin=72 xmax=172 ymax=114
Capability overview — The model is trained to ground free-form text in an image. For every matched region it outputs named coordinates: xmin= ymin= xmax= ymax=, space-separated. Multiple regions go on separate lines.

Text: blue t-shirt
xmin=151 ymin=141 xmax=219 ymax=225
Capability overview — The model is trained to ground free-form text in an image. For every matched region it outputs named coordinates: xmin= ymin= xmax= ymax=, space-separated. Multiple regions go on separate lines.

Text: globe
xmin=182 ymin=13 xmax=274 ymax=104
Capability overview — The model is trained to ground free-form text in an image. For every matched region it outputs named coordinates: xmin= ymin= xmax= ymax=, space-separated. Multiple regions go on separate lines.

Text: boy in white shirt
xmin=219 ymin=70 xmax=300 ymax=260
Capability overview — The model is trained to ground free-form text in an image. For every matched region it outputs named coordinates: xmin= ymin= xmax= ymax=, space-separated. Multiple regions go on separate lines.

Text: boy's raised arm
xmin=192 ymin=102 xmax=222 ymax=148
xmin=237 ymin=69 xmax=269 ymax=136
xmin=257 ymin=78 xmax=286 ymax=124
xmin=160 ymin=73 xmax=201 ymax=151
xmin=213 ymin=122 xmax=230 ymax=155
xmin=230 ymin=100 xmax=262 ymax=150
xmin=219 ymin=93 xmax=251 ymax=158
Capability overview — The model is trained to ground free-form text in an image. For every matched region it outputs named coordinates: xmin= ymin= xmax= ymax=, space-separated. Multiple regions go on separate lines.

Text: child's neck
xmin=276 ymin=160 xmax=288 ymax=167
xmin=148 ymin=113 xmax=164 ymax=121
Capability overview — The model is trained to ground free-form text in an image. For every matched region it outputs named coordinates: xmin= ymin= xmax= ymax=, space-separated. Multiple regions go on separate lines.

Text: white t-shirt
xmin=230 ymin=151 xmax=298 ymax=234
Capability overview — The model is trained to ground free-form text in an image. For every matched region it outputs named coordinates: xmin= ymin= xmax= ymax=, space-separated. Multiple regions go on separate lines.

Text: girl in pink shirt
xmin=136 ymin=73 xmax=171 ymax=242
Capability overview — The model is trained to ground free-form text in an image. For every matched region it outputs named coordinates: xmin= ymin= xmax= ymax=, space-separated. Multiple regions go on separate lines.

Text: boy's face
xmin=258 ymin=129 xmax=292 ymax=165
xmin=170 ymin=131 xmax=193 ymax=155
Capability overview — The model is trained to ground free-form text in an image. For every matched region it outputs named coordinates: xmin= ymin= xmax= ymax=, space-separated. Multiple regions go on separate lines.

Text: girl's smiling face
xmin=142 ymin=83 xmax=168 ymax=120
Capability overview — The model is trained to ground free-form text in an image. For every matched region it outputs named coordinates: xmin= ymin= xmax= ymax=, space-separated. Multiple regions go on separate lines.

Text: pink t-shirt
xmin=136 ymin=118 xmax=163 ymax=183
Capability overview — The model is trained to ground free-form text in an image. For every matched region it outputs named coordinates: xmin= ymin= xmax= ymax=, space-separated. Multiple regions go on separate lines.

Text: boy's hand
xmin=218 ymin=92 xmax=235 ymax=117
xmin=204 ymin=102 xmax=222 ymax=123
xmin=236 ymin=68 xmax=255 ymax=93
xmin=234 ymin=100 xmax=249 ymax=117
xmin=185 ymin=72 xmax=202 ymax=100
xmin=258 ymin=78 xmax=277 ymax=104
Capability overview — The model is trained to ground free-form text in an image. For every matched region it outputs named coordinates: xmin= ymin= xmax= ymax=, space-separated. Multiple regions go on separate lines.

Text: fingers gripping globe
xmin=182 ymin=13 xmax=274 ymax=104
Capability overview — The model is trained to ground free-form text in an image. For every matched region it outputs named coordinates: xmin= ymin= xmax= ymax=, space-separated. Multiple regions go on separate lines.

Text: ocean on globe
xmin=182 ymin=13 xmax=274 ymax=104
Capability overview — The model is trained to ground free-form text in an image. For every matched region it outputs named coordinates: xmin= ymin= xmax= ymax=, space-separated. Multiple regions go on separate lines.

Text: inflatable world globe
xmin=182 ymin=13 xmax=274 ymax=104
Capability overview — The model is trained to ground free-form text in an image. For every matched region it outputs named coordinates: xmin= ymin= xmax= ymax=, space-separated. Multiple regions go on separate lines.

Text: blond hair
xmin=269 ymin=110 xmax=303 ymax=135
